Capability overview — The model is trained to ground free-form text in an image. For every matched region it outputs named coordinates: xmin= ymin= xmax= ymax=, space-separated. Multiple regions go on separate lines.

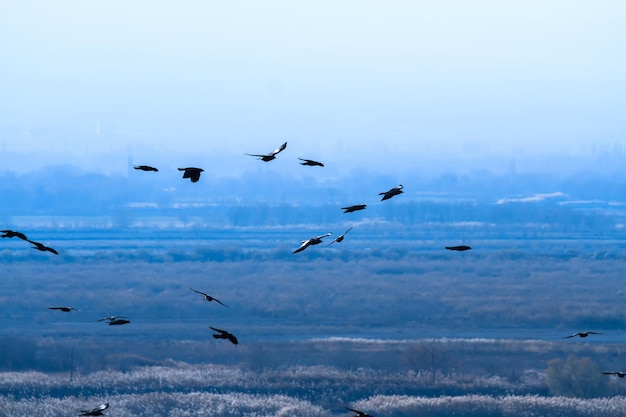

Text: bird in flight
xmin=603 ymin=371 xmax=626 ymax=378
xmin=178 ymin=167 xmax=204 ymax=183
xmin=341 ymin=204 xmax=366 ymax=213
xmin=445 ymin=245 xmax=472 ymax=251
xmin=133 ymin=165 xmax=158 ymax=172
xmin=293 ymin=233 xmax=332 ymax=254
xmin=1 ymin=230 xmax=28 ymax=240
xmin=27 ymin=240 xmax=59 ymax=255
xmin=246 ymin=141 xmax=287 ymax=162
xmin=108 ymin=319 xmax=130 ymax=326
xmin=48 ymin=306 xmax=79 ymax=312
xmin=379 ymin=184 xmax=404 ymax=201
xmin=298 ymin=158 xmax=324 ymax=167
xmin=562 ymin=331 xmax=603 ymax=338
xmin=210 ymin=326 xmax=239 ymax=345
xmin=190 ymin=288 xmax=229 ymax=307
xmin=328 ymin=226 xmax=353 ymax=246
xmin=97 ymin=315 xmax=128 ymax=322
xmin=80 ymin=403 xmax=109 ymax=416
xmin=345 ymin=407 xmax=375 ymax=417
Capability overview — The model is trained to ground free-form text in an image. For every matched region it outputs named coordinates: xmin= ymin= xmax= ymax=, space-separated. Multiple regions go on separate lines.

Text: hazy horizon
xmin=2 ymin=1 xmax=625 ymax=176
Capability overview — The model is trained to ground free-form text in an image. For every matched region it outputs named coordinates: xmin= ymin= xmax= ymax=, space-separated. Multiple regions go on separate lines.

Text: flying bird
xmin=178 ymin=167 xmax=204 ymax=183
xmin=562 ymin=331 xmax=603 ymax=339
xmin=328 ymin=226 xmax=353 ymax=246
xmin=190 ymin=288 xmax=229 ymax=307
xmin=345 ymin=407 xmax=375 ymax=417
xmin=341 ymin=204 xmax=366 ymax=213
xmin=603 ymin=371 xmax=626 ymax=378
xmin=80 ymin=403 xmax=109 ymax=416
xmin=209 ymin=326 xmax=239 ymax=345
xmin=1 ymin=230 xmax=28 ymax=240
xmin=48 ymin=306 xmax=79 ymax=312
xmin=293 ymin=233 xmax=332 ymax=254
xmin=133 ymin=165 xmax=158 ymax=172
xmin=379 ymin=184 xmax=404 ymax=201
xmin=108 ymin=319 xmax=130 ymax=326
xmin=298 ymin=158 xmax=324 ymax=167
xmin=97 ymin=315 xmax=128 ymax=322
xmin=246 ymin=141 xmax=287 ymax=162
xmin=27 ymin=240 xmax=59 ymax=255
xmin=445 ymin=245 xmax=472 ymax=251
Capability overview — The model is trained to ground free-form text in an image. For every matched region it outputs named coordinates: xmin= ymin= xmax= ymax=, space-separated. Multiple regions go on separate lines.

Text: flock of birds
xmin=136 ymin=142 xmax=466 ymax=257
xmin=2 ymin=140 xmax=399 ymax=416
xmin=2 ymin=140 xmax=620 ymax=416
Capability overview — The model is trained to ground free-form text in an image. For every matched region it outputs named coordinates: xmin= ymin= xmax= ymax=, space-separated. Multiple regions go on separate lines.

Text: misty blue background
xmin=1 ymin=1 xmax=625 ymax=177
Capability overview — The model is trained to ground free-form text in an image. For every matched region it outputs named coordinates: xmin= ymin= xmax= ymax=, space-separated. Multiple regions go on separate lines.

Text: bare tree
xmin=546 ymin=355 xmax=608 ymax=398
xmin=402 ymin=342 xmax=452 ymax=383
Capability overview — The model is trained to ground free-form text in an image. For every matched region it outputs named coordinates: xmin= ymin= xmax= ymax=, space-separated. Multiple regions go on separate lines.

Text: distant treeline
xmin=1 ymin=168 xmax=625 ymax=232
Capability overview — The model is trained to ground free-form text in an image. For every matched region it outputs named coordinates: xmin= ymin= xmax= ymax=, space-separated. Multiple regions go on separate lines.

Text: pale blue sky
xmin=1 ymin=1 xmax=625 ymax=174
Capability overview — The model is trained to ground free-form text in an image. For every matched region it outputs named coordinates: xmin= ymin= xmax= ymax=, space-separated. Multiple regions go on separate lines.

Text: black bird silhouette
xmin=328 ymin=226 xmax=353 ymax=246
xmin=603 ymin=371 xmax=626 ymax=378
xmin=1 ymin=229 xmax=28 ymax=240
xmin=134 ymin=165 xmax=158 ymax=172
xmin=298 ymin=158 xmax=324 ymax=167
xmin=446 ymin=245 xmax=472 ymax=251
xmin=379 ymin=184 xmax=403 ymax=201
xmin=108 ymin=319 xmax=130 ymax=326
xmin=80 ymin=403 xmax=109 ymax=416
xmin=246 ymin=141 xmax=287 ymax=162
xmin=346 ymin=407 xmax=375 ymax=417
xmin=563 ymin=331 xmax=603 ymax=339
xmin=97 ymin=315 xmax=128 ymax=322
xmin=27 ymin=240 xmax=59 ymax=255
xmin=341 ymin=204 xmax=366 ymax=213
xmin=49 ymin=306 xmax=79 ymax=312
xmin=210 ymin=326 xmax=239 ymax=345
xmin=190 ymin=288 xmax=229 ymax=307
xmin=293 ymin=233 xmax=332 ymax=254
xmin=178 ymin=167 xmax=204 ymax=183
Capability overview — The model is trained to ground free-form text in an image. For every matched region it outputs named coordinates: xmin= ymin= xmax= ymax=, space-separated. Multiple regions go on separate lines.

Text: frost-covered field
xmin=1 ymin=362 xmax=625 ymax=417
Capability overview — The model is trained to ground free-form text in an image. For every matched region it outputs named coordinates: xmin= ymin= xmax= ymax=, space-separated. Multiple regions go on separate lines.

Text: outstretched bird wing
xmin=271 ymin=141 xmax=287 ymax=156
xmin=190 ymin=287 xmax=209 ymax=297
xmin=27 ymin=239 xmax=43 ymax=249
xmin=316 ymin=233 xmax=332 ymax=240
xmin=345 ymin=407 xmax=372 ymax=417
xmin=209 ymin=326 xmax=227 ymax=335
xmin=212 ymin=297 xmax=229 ymax=307
xmin=293 ymin=240 xmax=312 ymax=254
